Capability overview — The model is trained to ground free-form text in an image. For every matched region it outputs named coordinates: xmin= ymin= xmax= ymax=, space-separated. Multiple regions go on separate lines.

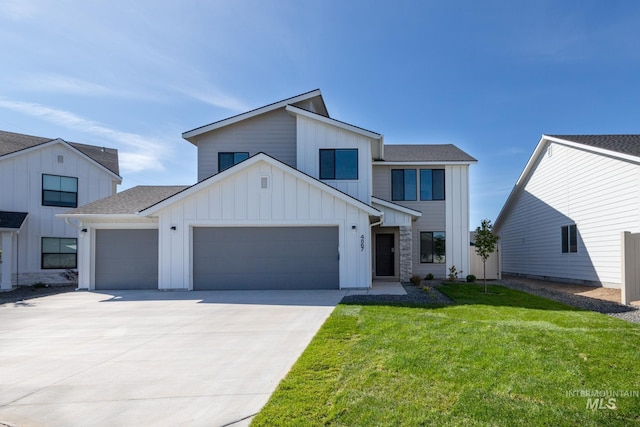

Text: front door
xmin=375 ymin=233 xmax=395 ymax=276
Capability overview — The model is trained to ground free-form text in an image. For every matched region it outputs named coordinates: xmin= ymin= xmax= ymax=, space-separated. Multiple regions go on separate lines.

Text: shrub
xmin=425 ymin=273 xmax=435 ymax=281
xmin=448 ymin=265 xmax=459 ymax=281
xmin=466 ymin=274 xmax=476 ymax=283
xmin=410 ymin=275 xmax=422 ymax=286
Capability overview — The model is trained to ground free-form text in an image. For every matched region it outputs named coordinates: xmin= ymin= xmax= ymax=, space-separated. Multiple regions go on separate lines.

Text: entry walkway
xmin=344 ymin=281 xmax=406 ymax=296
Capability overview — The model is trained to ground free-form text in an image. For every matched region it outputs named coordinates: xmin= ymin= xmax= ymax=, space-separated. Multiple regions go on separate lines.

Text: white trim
xmin=138 ymin=153 xmax=382 ymax=217
xmin=0 ymin=139 xmax=122 ymax=182
xmin=182 ymin=90 xmax=323 ymax=141
xmin=371 ymin=197 xmax=422 ymax=218
xmin=56 ymin=213 xmax=143 ymax=220
xmin=286 ymin=105 xmax=382 ymax=140
xmin=545 ymin=135 xmax=640 ymax=164
xmin=373 ymin=161 xmax=476 ymax=166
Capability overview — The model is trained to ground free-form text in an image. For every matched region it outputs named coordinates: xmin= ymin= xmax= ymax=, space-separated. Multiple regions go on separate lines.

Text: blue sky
xmin=1 ymin=0 xmax=639 ymax=228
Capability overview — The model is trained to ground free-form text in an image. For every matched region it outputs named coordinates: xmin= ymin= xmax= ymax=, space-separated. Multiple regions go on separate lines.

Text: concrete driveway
xmin=0 ymin=289 xmax=346 ymax=427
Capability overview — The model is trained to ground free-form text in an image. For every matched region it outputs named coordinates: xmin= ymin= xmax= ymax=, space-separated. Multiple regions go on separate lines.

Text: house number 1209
xmin=360 ymin=234 xmax=365 ymax=251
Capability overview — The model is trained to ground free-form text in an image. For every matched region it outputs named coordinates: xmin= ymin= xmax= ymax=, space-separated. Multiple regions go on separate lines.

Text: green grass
xmin=252 ymin=284 xmax=640 ymax=426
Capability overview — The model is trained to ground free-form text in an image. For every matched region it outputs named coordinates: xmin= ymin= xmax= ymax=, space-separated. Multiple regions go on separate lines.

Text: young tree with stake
xmin=474 ymin=219 xmax=499 ymax=293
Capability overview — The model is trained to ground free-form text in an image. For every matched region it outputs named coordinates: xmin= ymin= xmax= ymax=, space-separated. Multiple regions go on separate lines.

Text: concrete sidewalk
xmin=0 ymin=289 xmax=347 ymax=427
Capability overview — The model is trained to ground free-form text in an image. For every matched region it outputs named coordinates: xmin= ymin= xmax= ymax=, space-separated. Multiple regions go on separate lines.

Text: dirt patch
xmin=503 ymin=275 xmax=622 ymax=304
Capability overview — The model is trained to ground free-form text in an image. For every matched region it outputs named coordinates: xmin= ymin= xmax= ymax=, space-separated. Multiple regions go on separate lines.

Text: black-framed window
xmin=420 ymin=231 xmax=446 ymax=263
xmin=42 ymin=237 xmax=77 ymax=269
xmin=42 ymin=174 xmax=78 ymax=208
xmin=561 ymin=225 xmax=577 ymax=253
xmin=391 ymin=169 xmax=417 ymax=201
xmin=218 ymin=152 xmax=249 ymax=172
xmin=319 ymin=149 xmax=358 ymax=180
xmin=420 ymin=169 xmax=445 ymax=200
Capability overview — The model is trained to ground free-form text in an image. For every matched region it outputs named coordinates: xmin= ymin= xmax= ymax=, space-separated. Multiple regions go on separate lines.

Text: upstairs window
xmin=218 ymin=152 xmax=249 ymax=172
xmin=391 ymin=169 xmax=417 ymax=201
xmin=319 ymin=149 xmax=358 ymax=180
xmin=42 ymin=237 xmax=77 ymax=269
xmin=420 ymin=169 xmax=445 ymax=200
xmin=561 ymin=224 xmax=577 ymax=253
xmin=42 ymin=174 xmax=78 ymax=208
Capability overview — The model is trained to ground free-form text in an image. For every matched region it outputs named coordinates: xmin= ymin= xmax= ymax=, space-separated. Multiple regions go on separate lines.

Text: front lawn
xmin=252 ymin=284 xmax=640 ymax=426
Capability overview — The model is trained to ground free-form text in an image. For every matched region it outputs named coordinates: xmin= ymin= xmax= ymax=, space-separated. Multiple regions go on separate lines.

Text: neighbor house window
xmin=319 ymin=149 xmax=358 ymax=180
xmin=42 ymin=237 xmax=77 ymax=269
xmin=420 ymin=169 xmax=445 ymax=200
xmin=391 ymin=169 xmax=417 ymax=201
xmin=218 ymin=152 xmax=249 ymax=172
xmin=42 ymin=174 xmax=78 ymax=208
xmin=561 ymin=225 xmax=577 ymax=253
xmin=420 ymin=232 xmax=445 ymax=263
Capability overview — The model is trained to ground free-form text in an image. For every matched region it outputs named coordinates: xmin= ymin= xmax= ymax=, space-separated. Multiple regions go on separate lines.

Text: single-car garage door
xmin=193 ymin=226 xmax=339 ymax=290
xmin=95 ymin=229 xmax=158 ymax=290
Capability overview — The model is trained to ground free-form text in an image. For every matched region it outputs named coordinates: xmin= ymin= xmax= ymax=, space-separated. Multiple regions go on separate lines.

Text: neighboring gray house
xmin=495 ymin=134 xmax=640 ymax=289
xmin=0 ymin=130 xmax=120 ymax=289
xmin=60 ymin=90 xmax=476 ymax=291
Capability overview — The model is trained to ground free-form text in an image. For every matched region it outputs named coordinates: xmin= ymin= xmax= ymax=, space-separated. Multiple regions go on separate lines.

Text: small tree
xmin=474 ymin=219 xmax=500 ymax=293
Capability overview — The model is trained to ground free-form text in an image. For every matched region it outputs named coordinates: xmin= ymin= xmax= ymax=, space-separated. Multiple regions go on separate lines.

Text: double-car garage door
xmin=94 ymin=226 xmax=339 ymax=290
xmin=193 ymin=226 xmax=339 ymax=290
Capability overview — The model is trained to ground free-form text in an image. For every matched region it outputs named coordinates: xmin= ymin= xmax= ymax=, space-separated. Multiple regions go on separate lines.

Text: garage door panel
xmin=193 ymin=227 xmax=339 ymax=290
xmin=95 ymin=229 xmax=158 ymax=290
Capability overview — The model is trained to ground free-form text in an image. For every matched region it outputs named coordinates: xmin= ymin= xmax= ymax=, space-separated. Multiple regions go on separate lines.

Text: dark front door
xmin=375 ymin=233 xmax=395 ymax=276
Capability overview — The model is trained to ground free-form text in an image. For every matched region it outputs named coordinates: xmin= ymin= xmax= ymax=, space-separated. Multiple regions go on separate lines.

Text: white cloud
xmin=0 ymin=97 xmax=168 ymax=174
xmin=20 ymin=74 xmax=114 ymax=96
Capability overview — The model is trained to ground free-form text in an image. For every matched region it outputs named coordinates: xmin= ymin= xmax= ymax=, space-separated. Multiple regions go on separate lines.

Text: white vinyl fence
xmin=621 ymin=231 xmax=640 ymax=305
xmin=470 ymin=243 xmax=501 ymax=280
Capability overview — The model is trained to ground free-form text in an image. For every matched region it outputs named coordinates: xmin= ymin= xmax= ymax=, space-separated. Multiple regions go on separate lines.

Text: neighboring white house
xmin=60 ymin=89 xmax=476 ymax=291
xmin=494 ymin=134 xmax=640 ymax=289
xmin=0 ymin=130 xmax=120 ymax=289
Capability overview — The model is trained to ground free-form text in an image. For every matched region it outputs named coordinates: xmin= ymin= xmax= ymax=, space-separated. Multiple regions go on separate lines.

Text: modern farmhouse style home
xmin=60 ymin=90 xmax=476 ymax=290
xmin=0 ymin=130 xmax=120 ymax=289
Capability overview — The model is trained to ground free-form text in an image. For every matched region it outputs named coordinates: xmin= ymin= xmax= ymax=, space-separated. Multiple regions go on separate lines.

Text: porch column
xmin=1 ymin=231 xmax=13 ymax=290
xmin=399 ymin=226 xmax=412 ymax=282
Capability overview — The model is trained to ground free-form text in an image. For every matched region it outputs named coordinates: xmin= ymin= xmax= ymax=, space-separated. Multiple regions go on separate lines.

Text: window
xmin=420 ymin=232 xmax=446 ymax=263
xmin=218 ymin=152 xmax=249 ymax=172
xmin=319 ymin=149 xmax=358 ymax=180
xmin=42 ymin=237 xmax=77 ymax=269
xmin=391 ymin=169 xmax=417 ymax=201
xmin=561 ymin=225 xmax=577 ymax=253
xmin=420 ymin=169 xmax=445 ymax=200
xmin=42 ymin=174 xmax=78 ymax=208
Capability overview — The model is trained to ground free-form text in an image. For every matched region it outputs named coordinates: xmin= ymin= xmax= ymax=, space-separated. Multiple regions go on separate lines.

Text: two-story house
xmin=0 ymin=130 xmax=120 ymax=290
xmin=60 ymin=90 xmax=475 ymax=290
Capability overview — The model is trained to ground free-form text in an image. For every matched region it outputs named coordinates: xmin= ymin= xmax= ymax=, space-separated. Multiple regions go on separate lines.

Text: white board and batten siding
xmin=0 ymin=141 xmax=117 ymax=276
xmin=499 ymin=142 xmax=640 ymax=287
xmin=194 ymin=108 xmax=297 ymax=182
xmin=295 ymin=114 xmax=373 ymax=203
xmin=371 ymin=164 xmax=471 ymax=278
xmin=155 ymin=159 xmax=373 ymax=290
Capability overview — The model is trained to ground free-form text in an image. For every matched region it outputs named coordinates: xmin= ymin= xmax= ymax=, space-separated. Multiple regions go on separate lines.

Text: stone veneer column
xmin=399 ymin=226 xmax=413 ymax=282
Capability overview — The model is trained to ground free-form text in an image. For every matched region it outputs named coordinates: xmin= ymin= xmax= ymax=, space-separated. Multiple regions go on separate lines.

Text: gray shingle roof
xmin=546 ymin=135 xmax=640 ymax=157
xmin=66 ymin=186 xmax=188 ymax=215
xmin=0 ymin=211 xmax=28 ymax=230
xmin=0 ymin=129 xmax=120 ymax=176
xmin=382 ymin=144 xmax=477 ymax=162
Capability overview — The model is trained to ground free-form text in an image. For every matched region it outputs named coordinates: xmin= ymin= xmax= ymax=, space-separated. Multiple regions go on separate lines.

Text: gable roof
xmin=61 ymin=186 xmax=188 ymax=216
xmin=139 ymin=152 xmax=381 ymax=217
xmin=546 ymin=135 xmax=640 ymax=158
xmin=0 ymin=130 xmax=120 ymax=176
xmin=494 ymin=134 xmax=640 ymax=231
xmin=182 ymin=89 xmax=328 ymax=142
xmin=0 ymin=211 xmax=28 ymax=231
xmin=379 ymin=144 xmax=477 ymax=163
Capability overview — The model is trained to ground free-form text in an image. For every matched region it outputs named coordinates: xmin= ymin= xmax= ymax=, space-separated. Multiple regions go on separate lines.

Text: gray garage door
xmin=95 ymin=229 xmax=158 ymax=290
xmin=193 ymin=227 xmax=339 ymax=290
